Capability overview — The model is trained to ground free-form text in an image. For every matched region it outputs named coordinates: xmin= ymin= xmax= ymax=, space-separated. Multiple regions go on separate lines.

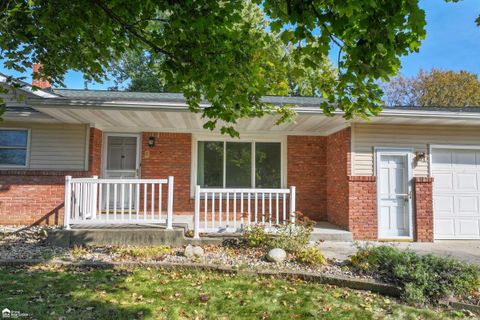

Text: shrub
xmin=112 ymin=245 xmax=173 ymax=260
xmin=70 ymin=244 xmax=89 ymax=259
xmin=295 ymin=247 xmax=326 ymax=265
xmin=244 ymin=225 xmax=270 ymax=248
xmin=243 ymin=222 xmax=314 ymax=254
xmin=349 ymin=245 xmax=480 ymax=305
xmin=269 ymin=222 xmax=313 ymax=253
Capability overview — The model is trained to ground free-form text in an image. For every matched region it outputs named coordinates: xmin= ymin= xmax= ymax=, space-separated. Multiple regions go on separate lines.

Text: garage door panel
xmin=457 ymin=220 xmax=480 ymax=237
xmin=455 ymin=196 xmax=479 ymax=215
xmin=433 ymin=172 xmax=454 ymax=190
xmin=454 ymin=173 xmax=478 ymax=191
xmin=433 ymin=195 xmax=454 ymax=216
xmin=432 ymin=148 xmax=480 ymax=239
xmin=432 ymin=150 xmax=453 ymax=168
xmin=434 ymin=219 xmax=455 ymax=237
xmin=453 ymin=150 xmax=477 ymax=168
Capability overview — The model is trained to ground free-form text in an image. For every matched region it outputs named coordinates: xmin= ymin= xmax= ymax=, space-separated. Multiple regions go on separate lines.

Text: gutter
xmin=27 ymin=97 xmax=480 ymax=121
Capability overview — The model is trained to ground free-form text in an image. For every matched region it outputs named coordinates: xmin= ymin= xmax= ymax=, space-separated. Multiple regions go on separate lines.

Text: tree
xmin=108 ymin=51 xmax=170 ymax=92
xmin=109 ymin=43 xmax=337 ymax=97
xmin=0 ymin=0 xmax=443 ymax=135
xmin=383 ymin=69 xmax=480 ymax=107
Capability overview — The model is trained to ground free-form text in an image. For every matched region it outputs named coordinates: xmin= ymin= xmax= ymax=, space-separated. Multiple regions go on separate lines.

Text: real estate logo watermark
xmin=2 ymin=308 xmax=28 ymax=319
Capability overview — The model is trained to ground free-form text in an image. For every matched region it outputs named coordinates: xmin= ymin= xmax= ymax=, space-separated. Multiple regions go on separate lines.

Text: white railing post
xmin=289 ymin=186 xmax=296 ymax=224
xmin=166 ymin=176 xmax=174 ymax=229
xmin=194 ymin=185 xmax=200 ymax=238
xmin=64 ymin=176 xmax=72 ymax=230
xmin=91 ymin=175 xmax=98 ymax=219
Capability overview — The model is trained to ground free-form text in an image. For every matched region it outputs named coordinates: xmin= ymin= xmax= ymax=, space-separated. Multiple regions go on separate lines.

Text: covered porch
xmin=64 ymin=175 xmax=298 ymax=237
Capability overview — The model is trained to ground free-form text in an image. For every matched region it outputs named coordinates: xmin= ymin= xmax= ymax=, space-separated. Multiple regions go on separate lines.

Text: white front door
xmin=377 ymin=151 xmax=413 ymax=239
xmin=104 ymin=134 xmax=140 ymax=179
xmin=103 ymin=134 xmax=141 ymax=209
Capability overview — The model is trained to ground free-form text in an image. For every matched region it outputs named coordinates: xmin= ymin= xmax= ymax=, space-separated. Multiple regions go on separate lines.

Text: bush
xmin=244 ymin=225 xmax=270 ymax=248
xmin=295 ymin=247 xmax=326 ymax=265
xmin=244 ymin=222 xmax=313 ymax=254
xmin=269 ymin=223 xmax=313 ymax=253
xmin=112 ymin=245 xmax=173 ymax=260
xmin=349 ymin=245 xmax=480 ymax=305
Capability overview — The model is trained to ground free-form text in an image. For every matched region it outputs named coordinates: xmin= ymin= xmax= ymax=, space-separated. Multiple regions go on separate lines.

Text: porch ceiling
xmin=22 ymin=97 xmax=480 ymax=135
xmin=31 ymin=105 xmax=351 ymax=135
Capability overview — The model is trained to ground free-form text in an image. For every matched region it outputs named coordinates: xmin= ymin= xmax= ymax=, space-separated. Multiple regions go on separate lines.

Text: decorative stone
xmin=192 ymin=246 xmax=204 ymax=258
xmin=184 ymin=245 xmax=204 ymax=258
xmin=266 ymin=248 xmax=287 ymax=263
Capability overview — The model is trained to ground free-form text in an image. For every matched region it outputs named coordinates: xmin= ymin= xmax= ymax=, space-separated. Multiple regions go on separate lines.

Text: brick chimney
xmin=32 ymin=63 xmax=51 ymax=89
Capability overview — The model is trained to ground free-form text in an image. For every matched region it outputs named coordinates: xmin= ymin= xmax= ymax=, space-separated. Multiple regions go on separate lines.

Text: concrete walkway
xmin=318 ymin=240 xmax=480 ymax=266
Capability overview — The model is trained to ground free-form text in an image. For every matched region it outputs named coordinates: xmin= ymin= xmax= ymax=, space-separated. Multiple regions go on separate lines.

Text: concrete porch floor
xmin=311 ymin=222 xmax=353 ymax=241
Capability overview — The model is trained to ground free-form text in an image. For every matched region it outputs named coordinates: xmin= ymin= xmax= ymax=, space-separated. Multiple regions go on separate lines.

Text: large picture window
xmin=0 ymin=129 xmax=29 ymax=167
xmin=196 ymin=140 xmax=282 ymax=188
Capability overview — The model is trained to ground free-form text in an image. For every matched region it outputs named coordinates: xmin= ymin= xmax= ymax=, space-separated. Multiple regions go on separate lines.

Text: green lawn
xmin=0 ymin=265 xmax=467 ymax=320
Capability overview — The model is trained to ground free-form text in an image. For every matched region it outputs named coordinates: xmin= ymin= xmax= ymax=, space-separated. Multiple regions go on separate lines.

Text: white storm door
xmin=432 ymin=147 xmax=480 ymax=239
xmin=105 ymin=135 xmax=140 ymax=179
xmin=377 ymin=151 xmax=412 ymax=239
xmin=104 ymin=134 xmax=140 ymax=209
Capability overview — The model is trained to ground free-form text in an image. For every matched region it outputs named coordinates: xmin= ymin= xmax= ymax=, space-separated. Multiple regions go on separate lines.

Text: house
xmin=1 ymin=74 xmax=480 ymax=242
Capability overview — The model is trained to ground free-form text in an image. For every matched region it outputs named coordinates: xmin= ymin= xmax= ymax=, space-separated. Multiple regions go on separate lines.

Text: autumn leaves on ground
xmin=0 ymin=265 xmax=467 ymax=320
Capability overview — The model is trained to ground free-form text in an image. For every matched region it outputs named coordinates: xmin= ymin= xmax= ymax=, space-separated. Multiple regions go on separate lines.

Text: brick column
xmin=414 ymin=177 xmax=434 ymax=242
xmin=287 ymin=136 xmax=327 ymax=221
xmin=348 ymin=176 xmax=377 ymax=240
xmin=141 ymin=132 xmax=192 ymax=213
xmin=88 ymin=127 xmax=103 ymax=176
xmin=326 ymin=128 xmax=351 ymax=228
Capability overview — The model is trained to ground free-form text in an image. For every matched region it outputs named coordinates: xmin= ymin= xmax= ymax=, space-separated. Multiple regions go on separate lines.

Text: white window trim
xmin=0 ymin=128 xmax=31 ymax=168
xmin=191 ymin=134 xmax=287 ymax=197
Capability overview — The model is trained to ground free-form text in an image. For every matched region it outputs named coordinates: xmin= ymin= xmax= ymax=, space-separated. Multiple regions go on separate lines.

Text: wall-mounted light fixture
xmin=416 ymin=151 xmax=426 ymax=162
xmin=148 ymin=136 xmax=155 ymax=148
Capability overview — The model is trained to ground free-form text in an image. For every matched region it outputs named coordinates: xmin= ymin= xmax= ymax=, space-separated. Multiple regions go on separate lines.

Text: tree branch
xmin=309 ymin=2 xmax=345 ymax=49
xmin=91 ymin=0 xmax=176 ymax=61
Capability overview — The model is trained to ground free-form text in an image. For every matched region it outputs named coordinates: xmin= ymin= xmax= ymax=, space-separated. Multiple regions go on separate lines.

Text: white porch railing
xmin=193 ymin=186 xmax=296 ymax=238
xmin=64 ymin=176 xmax=174 ymax=229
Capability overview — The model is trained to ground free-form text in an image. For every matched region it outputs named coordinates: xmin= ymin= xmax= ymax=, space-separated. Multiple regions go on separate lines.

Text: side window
xmin=0 ymin=129 xmax=29 ymax=167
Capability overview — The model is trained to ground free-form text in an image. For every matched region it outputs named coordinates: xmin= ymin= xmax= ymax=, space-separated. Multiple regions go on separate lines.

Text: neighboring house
xmin=1 ymin=74 xmax=480 ymax=242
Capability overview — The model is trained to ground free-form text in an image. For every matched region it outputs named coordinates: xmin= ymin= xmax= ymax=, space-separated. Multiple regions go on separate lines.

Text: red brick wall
xmin=414 ymin=177 xmax=434 ymax=242
xmin=348 ymin=176 xmax=377 ymax=240
xmin=326 ymin=128 xmax=351 ymax=228
xmin=141 ymin=132 xmax=193 ymax=213
xmin=89 ymin=127 xmax=103 ymax=176
xmin=287 ymin=136 xmax=327 ymax=220
xmin=0 ymin=171 xmax=90 ymax=225
xmin=0 ymin=127 xmax=103 ymax=225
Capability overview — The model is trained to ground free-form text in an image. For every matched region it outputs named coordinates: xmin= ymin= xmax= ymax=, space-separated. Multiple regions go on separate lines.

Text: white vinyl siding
xmin=0 ymin=122 xmax=88 ymax=170
xmin=352 ymin=123 xmax=480 ymax=177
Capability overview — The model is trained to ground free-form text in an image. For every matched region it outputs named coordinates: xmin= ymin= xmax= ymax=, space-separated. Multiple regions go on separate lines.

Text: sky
xmin=1 ymin=0 xmax=479 ymax=90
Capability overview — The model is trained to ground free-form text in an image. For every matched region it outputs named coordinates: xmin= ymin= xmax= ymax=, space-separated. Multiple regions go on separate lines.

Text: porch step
xmin=310 ymin=222 xmax=353 ymax=241
xmin=47 ymin=226 xmax=223 ymax=247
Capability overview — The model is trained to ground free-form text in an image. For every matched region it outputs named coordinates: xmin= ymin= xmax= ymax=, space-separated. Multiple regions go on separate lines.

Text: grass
xmin=0 ymin=265 xmax=471 ymax=320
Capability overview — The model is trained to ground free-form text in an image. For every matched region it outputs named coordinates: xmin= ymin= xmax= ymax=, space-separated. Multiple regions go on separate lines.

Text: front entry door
xmin=104 ymin=134 xmax=140 ymax=210
xmin=105 ymin=135 xmax=140 ymax=179
xmin=377 ymin=151 xmax=413 ymax=239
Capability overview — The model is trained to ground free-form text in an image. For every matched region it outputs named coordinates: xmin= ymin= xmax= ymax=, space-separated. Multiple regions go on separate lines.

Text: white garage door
xmin=432 ymin=148 xmax=480 ymax=239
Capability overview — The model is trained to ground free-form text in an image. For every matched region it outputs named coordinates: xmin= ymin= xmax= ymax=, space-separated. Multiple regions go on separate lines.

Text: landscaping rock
xmin=192 ymin=246 xmax=205 ymax=258
xmin=266 ymin=248 xmax=286 ymax=263
xmin=184 ymin=245 xmax=204 ymax=258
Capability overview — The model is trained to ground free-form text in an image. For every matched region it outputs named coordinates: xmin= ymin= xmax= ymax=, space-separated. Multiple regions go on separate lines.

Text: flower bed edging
xmin=449 ymin=301 xmax=480 ymax=315
xmin=0 ymin=258 xmax=401 ymax=297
